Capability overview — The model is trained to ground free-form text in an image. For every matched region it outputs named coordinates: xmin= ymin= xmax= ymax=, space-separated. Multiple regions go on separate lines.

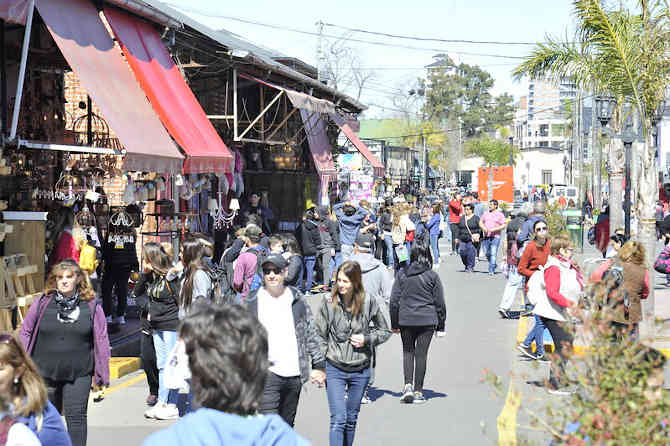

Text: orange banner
xmin=478 ymin=166 xmax=514 ymax=202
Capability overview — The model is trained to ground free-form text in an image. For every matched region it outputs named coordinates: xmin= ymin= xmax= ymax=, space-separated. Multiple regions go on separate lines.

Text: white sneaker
xmin=114 ymin=316 xmax=126 ymax=325
xmin=153 ymin=403 xmax=179 ymax=420
xmin=105 ymin=315 xmax=113 ymax=324
xmin=144 ymin=404 xmax=159 ymax=419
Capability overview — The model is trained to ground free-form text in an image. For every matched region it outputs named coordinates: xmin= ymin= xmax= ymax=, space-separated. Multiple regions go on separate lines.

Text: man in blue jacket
xmin=141 ymin=302 xmax=310 ymax=446
xmin=333 ymin=201 xmax=369 ymax=261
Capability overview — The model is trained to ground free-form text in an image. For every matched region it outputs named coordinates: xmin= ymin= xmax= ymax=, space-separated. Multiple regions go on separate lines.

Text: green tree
xmin=513 ymin=0 xmax=670 ymax=336
xmin=423 ymin=55 xmax=515 ymax=137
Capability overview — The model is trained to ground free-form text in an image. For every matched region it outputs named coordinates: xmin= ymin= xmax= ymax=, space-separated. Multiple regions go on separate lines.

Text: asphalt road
xmin=88 ymin=240 xmax=519 ymax=445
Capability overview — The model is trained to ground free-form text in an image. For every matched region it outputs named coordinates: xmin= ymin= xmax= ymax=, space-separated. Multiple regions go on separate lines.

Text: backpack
xmin=209 ymin=262 xmax=236 ymax=306
xmin=247 ymin=247 xmax=267 ymax=292
xmin=600 ymin=264 xmax=630 ymax=320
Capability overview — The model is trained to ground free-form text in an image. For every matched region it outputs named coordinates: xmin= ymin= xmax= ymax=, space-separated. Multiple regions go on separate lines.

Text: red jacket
xmin=448 ymin=199 xmax=462 ymax=224
xmin=595 ymin=217 xmax=610 ymax=255
xmin=518 ymin=240 xmax=551 ymax=291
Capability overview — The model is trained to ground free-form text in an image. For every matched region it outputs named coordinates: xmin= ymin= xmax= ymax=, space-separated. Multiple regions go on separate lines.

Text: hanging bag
xmin=465 ymin=217 xmax=480 ymax=243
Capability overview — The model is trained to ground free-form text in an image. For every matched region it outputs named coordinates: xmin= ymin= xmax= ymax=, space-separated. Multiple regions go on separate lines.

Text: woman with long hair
xmin=590 ymin=240 xmax=649 ymax=339
xmin=281 ymin=234 xmax=303 ymax=288
xmin=390 ymin=245 xmax=446 ymax=404
xmin=0 ymin=332 xmax=70 ymax=445
xmin=140 ymin=242 xmax=181 ymax=420
xmin=314 ymin=261 xmax=391 ymax=446
xmin=178 ymin=236 xmax=212 ymax=319
xmin=19 ymin=260 xmax=110 ymax=446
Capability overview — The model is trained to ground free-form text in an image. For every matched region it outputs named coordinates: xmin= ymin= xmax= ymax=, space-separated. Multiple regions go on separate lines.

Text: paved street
xmin=88 ymin=240 xmax=521 ymax=445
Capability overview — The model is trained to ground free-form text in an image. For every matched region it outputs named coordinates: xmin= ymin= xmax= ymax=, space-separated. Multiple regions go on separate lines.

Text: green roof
xmin=358 ymin=119 xmax=414 ymax=144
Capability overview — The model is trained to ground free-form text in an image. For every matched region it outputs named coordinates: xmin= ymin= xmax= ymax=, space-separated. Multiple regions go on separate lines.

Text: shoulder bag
xmin=465 ymin=217 xmax=480 ymax=243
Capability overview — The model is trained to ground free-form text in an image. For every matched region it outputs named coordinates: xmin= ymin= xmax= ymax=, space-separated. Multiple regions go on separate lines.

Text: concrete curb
xmin=109 ymin=357 xmax=141 ymax=380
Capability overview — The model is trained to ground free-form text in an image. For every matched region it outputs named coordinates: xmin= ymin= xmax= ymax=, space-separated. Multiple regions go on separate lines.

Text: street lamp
xmin=595 ymin=95 xmax=616 ymax=127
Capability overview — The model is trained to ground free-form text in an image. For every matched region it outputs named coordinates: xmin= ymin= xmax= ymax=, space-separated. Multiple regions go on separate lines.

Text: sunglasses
xmin=263 ymin=267 xmax=281 ymax=276
xmin=535 ymin=227 xmax=548 ymax=232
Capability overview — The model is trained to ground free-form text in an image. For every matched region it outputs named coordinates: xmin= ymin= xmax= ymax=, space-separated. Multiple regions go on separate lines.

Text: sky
xmin=162 ymin=0 xmax=576 ymax=118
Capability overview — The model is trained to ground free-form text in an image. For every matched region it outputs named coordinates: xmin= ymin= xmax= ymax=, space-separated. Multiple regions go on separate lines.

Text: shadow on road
xmin=367 ymin=387 xmax=448 ymax=401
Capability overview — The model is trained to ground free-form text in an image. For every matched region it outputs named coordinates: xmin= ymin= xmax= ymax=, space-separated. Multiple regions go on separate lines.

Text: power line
xmin=165 ymin=3 xmax=527 ymax=59
xmin=321 ymin=22 xmax=540 ymax=46
xmin=366 ymin=94 xmax=596 ymax=139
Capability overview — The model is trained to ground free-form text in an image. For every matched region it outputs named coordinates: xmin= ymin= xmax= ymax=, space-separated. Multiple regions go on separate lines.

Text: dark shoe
xmin=360 ymin=390 xmax=371 ymax=404
xmin=146 ymin=395 xmax=158 ymax=406
xmin=400 ymin=383 xmax=414 ymax=403
xmin=519 ymin=309 xmax=533 ymax=317
xmin=536 ymin=354 xmax=550 ymax=363
xmin=517 ymin=343 xmax=539 ymax=360
xmin=498 ymin=308 xmax=509 ymax=319
xmin=413 ymin=391 xmax=426 ymax=404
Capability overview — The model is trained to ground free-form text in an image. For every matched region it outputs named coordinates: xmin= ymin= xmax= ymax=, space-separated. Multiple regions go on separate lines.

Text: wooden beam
xmin=238 ymin=137 xmax=286 ymax=145
xmin=266 ymin=107 xmax=298 ymax=141
xmin=237 ymin=90 xmax=283 ymax=140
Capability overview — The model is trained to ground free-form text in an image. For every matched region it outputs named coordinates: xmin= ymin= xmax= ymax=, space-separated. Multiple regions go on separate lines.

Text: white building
xmin=455 ymin=146 xmax=567 ymax=191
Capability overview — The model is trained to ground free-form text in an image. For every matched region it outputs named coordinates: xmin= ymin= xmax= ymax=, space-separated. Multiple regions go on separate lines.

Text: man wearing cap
xmin=245 ymin=254 xmax=326 ymax=427
xmin=349 ymin=233 xmax=393 ymax=404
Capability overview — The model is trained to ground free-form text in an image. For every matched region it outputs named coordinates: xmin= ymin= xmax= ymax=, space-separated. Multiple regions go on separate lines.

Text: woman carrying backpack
xmin=139 ymin=243 xmax=182 ymax=421
xmin=314 ymin=261 xmax=391 ymax=446
xmin=390 ymin=245 xmax=446 ymax=404
xmin=591 ymin=241 xmax=649 ymax=339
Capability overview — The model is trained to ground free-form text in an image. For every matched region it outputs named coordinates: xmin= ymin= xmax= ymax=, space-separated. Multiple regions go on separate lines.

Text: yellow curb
xmin=109 ymin=357 xmax=141 ymax=380
xmin=104 ymin=372 xmax=147 ymax=396
xmin=497 ymin=381 xmax=521 ymax=446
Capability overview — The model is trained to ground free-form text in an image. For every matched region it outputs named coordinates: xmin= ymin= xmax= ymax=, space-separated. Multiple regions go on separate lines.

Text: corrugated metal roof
xmin=139 ymin=0 xmax=366 ymax=112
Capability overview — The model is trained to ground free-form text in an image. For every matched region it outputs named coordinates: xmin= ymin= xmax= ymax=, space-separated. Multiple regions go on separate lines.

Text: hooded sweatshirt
xmin=333 ymin=203 xmax=369 ymax=246
xmin=390 ymin=262 xmax=446 ymax=330
xmin=141 ymin=409 xmax=310 ymax=446
xmin=349 ymin=252 xmax=393 ymax=323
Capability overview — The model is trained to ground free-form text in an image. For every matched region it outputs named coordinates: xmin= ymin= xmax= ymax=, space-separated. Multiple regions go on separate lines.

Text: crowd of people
xmin=0 ymin=191 xmax=451 ymax=446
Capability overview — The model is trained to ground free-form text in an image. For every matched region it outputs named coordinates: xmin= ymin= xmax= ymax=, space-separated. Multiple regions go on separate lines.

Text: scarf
xmin=54 ymin=290 xmax=81 ymax=324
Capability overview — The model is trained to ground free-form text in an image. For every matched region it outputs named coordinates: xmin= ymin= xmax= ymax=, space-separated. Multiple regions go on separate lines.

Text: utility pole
xmin=421 ymin=132 xmax=427 ymax=190
xmin=316 ymin=20 xmax=324 ymax=82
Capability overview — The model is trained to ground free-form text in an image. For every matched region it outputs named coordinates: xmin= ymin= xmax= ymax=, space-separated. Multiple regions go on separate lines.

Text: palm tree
xmin=513 ymin=0 xmax=670 ymax=338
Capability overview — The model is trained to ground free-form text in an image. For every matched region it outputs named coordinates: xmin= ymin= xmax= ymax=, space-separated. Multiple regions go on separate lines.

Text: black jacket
xmin=142 ymin=271 xmax=181 ymax=331
xmin=326 ymin=218 xmax=341 ymax=252
xmin=456 ymin=215 xmax=482 ymax=243
xmin=390 ymin=263 xmax=446 ymax=331
xmin=285 ymin=254 xmax=303 ymax=288
xmin=380 ymin=212 xmax=393 ymax=233
xmin=296 ymin=219 xmax=321 ymax=257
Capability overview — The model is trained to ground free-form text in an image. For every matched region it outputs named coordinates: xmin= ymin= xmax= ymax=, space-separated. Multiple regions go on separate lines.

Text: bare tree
xmin=320 ymin=34 xmax=376 ymax=102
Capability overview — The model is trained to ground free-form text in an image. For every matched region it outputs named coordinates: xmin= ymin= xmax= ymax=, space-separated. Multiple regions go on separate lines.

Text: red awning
xmin=105 ymin=8 xmax=233 ymax=174
xmin=300 ymin=109 xmax=336 ymax=183
xmin=329 ymin=112 xmax=385 ymax=177
xmin=36 ymin=0 xmax=183 ymax=174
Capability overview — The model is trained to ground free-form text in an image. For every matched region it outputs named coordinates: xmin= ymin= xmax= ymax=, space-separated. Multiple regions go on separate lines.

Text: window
xmin=542 ymin=170 xmax=553 ymax=184
xmin=539 ymin=124 xmax=549 ymax=137
xmin=539 ymin=141 xmax=549 ymax=147
xmin=552 ymin=140 xmax=562 ymax=148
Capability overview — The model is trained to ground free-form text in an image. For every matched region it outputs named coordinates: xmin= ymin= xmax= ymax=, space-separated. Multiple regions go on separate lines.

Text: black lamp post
xmin=621 ymin=123 xmax=635 ymax=239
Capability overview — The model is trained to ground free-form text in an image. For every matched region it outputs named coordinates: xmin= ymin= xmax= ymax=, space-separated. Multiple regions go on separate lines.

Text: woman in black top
xmin=20 ymin=260 xmax=110 ymax=446
xmin=456 ymin=203 xmax=481 ymax=272
xmin=390 ymin=245 xmax=446 ymax=404
xmin=139 ymin=242 xmax=181 ymax=421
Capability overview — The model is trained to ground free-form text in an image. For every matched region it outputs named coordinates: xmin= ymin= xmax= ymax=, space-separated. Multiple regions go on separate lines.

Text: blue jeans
xmin=481 ymin=237 xmax=501 ymax=273
xmin=430 ymin=234 xmax=440 ymax=264
xmin=326 ymin=362 xmax=371 ymax=446
xmin=329 ymin=251 xmax=343 ymax=284
xmin=523 ymin=315 xmax=547 ymax=356
xmin=384 ymin=235 xmax=394 ymax=269
xmin=499 ymin=265 xmax=523 ymax=310
xmin=302 ymin=255 xmax=317 ymax=292
xmin=153 ymin=330 xmax=178 ymax=404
